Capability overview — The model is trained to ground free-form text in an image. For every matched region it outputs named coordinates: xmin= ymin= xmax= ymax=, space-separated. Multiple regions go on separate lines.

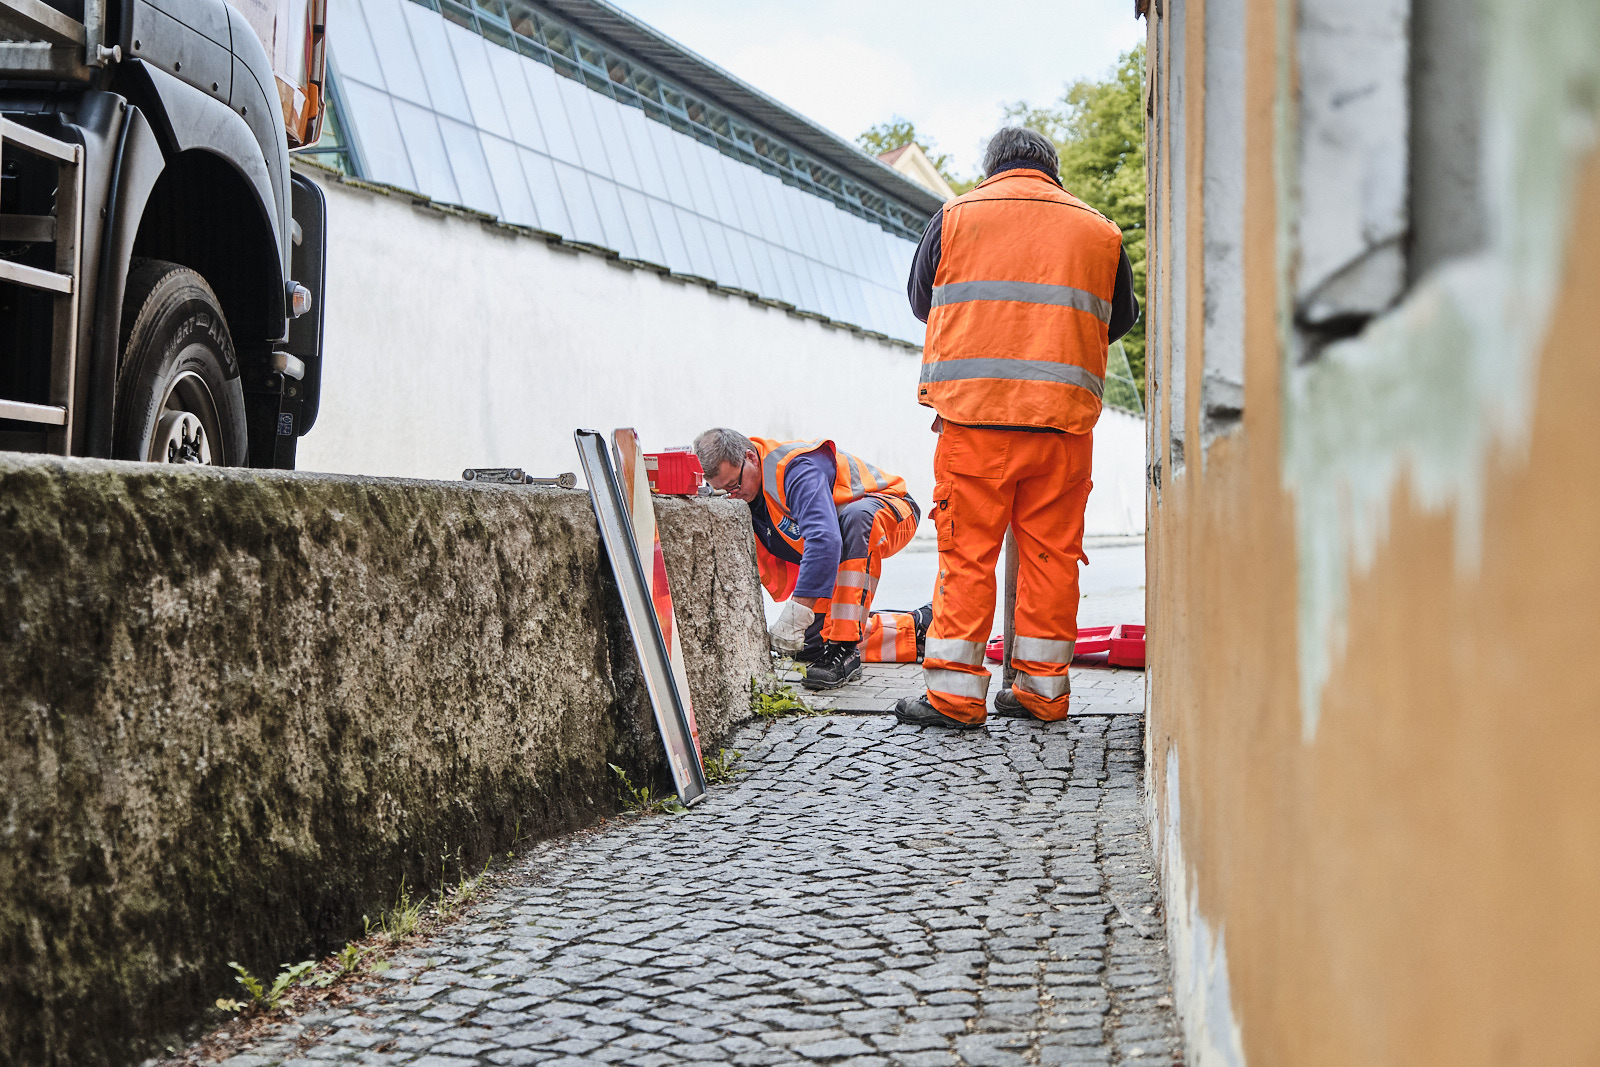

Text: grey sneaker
xmin=893 ymin=695 xmax=986 ymax=730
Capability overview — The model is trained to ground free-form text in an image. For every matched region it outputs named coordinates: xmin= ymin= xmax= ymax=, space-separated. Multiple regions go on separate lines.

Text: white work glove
xmin=769 ymin=599 xmax=814 ymax=653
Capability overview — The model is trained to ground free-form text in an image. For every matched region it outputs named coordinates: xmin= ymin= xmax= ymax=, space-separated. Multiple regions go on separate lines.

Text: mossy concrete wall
xmin=0 ymin=455 xmax=767 ymax=1067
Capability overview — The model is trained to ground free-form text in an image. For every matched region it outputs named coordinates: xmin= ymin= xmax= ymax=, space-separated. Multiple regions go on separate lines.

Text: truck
xmin=0 ymin=0 xmax=327 ymax=468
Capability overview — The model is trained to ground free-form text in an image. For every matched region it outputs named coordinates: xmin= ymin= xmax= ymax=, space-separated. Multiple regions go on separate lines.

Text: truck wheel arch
xmin=128 ymin=149 xmax=284 ymax=350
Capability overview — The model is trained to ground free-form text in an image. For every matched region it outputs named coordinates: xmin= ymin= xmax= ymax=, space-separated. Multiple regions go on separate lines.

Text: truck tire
xmin=113 ymin=259 xmax=249 ymax=466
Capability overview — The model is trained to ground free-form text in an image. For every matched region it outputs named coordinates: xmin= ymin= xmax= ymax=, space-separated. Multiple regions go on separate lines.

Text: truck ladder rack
xmin=0 ymin=116 xmax=84 ymax=453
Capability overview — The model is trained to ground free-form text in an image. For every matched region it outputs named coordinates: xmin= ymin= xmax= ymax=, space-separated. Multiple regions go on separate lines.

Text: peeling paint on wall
xmin=1283 ymin=0 xmax=1600 ymax=736
xmin=1158 ymin=749 xmax=1248 ymax=1067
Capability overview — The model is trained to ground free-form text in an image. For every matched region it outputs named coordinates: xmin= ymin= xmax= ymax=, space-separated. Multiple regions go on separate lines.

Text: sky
xmin=606 ymin=0 xmax=1145 ymax=181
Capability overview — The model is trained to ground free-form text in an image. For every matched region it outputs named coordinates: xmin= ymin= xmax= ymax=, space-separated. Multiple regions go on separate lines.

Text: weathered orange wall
xmin=1145 ymin=0 xmax=1600 ymax=1060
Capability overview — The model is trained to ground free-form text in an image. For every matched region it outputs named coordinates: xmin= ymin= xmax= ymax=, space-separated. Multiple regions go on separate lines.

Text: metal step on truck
xmin=1 ymin=0 xmax=327 ymax=468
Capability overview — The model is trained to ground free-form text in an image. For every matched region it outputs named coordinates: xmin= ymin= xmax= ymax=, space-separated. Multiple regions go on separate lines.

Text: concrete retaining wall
xmin=0 ymin=455 xmax=766 ymax=1067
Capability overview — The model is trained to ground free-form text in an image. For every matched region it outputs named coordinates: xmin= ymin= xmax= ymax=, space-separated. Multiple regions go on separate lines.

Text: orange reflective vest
xmin=920 ymin=169 xmax=1124 ymax=433
xmin=749 ymin=437 xmax=909 ymax=602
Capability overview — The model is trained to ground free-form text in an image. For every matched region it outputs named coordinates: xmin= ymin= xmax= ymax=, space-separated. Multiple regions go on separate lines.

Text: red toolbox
xmin=1108 ymin=624 xmax=1146 ymax=668
xmin=644 ymin=451 xmax=704 ymax=495
xmin=985 ymin=625 xmax=1142 ymax=667
xmin=986 ymin=626 xmax=1116 ymax=663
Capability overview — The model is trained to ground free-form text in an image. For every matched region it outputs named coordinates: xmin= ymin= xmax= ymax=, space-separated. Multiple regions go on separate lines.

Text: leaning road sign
xmin=613 ymin=428 xmax=705 ymax=770
xmin=574 ymin=429 xmax=708 ymax=806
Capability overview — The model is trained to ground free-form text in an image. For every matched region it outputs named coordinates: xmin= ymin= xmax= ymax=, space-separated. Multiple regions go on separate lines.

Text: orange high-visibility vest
xmin=920 ymin=169 xmax=1124 ymax=433
xmin=749 ymin=437 xmax=909 ymax=601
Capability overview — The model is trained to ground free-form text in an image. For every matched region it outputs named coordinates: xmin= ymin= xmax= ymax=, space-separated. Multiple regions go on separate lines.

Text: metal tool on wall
xmin=462 ymin=468 xmax=578 ymax=487
xmin=574 ymin=429 xmax=708 ymax=806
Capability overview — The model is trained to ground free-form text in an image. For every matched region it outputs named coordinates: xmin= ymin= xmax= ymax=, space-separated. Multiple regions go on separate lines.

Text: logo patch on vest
xmin=778 ymin=516 xmax=803 ymax=540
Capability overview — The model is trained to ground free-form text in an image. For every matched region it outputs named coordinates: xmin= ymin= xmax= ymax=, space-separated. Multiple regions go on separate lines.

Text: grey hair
xmin=693 ymin=427 xmax=756 ymax=475
xmin=982 ymin=126 xmax=1059 ymax=178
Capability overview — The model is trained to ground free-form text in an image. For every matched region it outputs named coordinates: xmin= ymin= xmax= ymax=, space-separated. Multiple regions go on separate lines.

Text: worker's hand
xmin=792 ymin=595 xmax=820 ymax=611
xmin=769 ymin=599 xmax=815 ymax=653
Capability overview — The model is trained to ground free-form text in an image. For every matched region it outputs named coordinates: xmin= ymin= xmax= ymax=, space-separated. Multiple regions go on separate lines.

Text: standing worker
xmin=894 ymin=127 xmax=1139 ymax=730
xmin=694 ymin=429 xmax=921 ymax=690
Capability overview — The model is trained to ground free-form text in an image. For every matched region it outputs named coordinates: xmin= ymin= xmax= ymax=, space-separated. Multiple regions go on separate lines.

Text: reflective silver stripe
xmin=1012 ymin=636 xmax=1075 ymax=664
xmin=865 ymin=460 xmax=892 ymax=489
xmin=920 ymin=358 xmax=1104 ymax=399
xmin=930 ymin=279 xmax=1112 ymax=323
xmin=924 ymin=637 xmax=986 ymax=666
xmin=924 ymin=667 xmax=992 ymax=700
xmin=875 ymin=616 xmax=899 ymax=645
xmin=829 ymin=602 xmax=867 ymax=622
xmin=845 ymin=454 xmax=865 ymax=497
xmin=832 ymin=570 xmax=878 ymax=590
xmin=1015 ymin=670 xmax=1070 ymax=700
xmin=762 ymin=441 xmax=821 ymax=505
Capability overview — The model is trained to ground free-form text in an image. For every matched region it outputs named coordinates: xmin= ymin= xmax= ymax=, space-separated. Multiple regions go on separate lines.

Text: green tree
xmin=856 ymin=117 xmax=974 ymax=192
xmin=1005 ymin=44 xmax=1147 ymax=400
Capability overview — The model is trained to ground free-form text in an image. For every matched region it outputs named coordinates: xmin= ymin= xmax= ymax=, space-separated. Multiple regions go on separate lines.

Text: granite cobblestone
xmin=202 ymin=674 xmax=1178 ymax=1066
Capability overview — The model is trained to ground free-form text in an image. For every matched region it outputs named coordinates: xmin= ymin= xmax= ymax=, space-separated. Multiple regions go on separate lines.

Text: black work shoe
xmin=801 ymin=641 xmax=863 ymax=690
xmin=993 ymin=688 xmax=1042 ymax=720
xmin=893 ymin=695 xmax=986 ymax=730
xmin=791 ymin=642 xmax=827 ymax=663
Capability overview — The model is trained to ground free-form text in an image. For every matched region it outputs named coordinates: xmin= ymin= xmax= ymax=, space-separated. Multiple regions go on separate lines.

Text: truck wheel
xmin=114 ymin=259 xmax=249 ymax=466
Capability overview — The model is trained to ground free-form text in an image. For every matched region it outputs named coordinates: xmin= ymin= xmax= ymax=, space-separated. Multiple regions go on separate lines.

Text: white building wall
xmin=296 ymin=169 xmax=1147 ymax=537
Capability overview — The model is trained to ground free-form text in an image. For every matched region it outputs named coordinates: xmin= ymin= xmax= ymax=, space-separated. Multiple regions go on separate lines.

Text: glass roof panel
xmin=339 ymin=79 xmax=416 ymax=188
xmin=518 ymin=147 xmax=570 ymax=234
xmin=487 ymin=45 xmax=546 ymax=152
xmin=481 ymin=132 xmax=537 ymax=226
xmin=327 ymin=0 xmax=384 ymax=88
xmin=363 ymin=0 xmax=430 ymax=107
xmin=400 ymin=0 xmax=471 ymax=121
xmin=446 ymin=22 xmax=510 ymax=138
xmin=392 ymin=98 xmax=460 ymax=203
xmin=552 ymin=160 xmax=605 ymax=245
xmin=438 ymin=116 xmax=501 ymax=214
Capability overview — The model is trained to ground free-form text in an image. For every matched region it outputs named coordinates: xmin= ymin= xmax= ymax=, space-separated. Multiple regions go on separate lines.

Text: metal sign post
xmin=1002 ymin=527 xmax=1019 ymax=689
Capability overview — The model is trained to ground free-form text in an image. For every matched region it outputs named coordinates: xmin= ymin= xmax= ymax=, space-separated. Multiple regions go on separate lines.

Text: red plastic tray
xmin=1108 ymin=624 xmax=1146 ymax=668
xmin=1075 ymin=625 xmax=1114 ymax=656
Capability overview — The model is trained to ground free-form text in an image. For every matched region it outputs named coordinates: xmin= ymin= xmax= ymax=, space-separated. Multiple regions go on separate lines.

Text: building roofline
xmin=538 ymin=0 xmax=946 ymax=220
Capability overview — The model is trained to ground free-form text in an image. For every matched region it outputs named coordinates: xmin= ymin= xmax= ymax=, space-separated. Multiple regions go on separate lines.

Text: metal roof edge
xmin=538 ymin=0 xmax=946 ymax=222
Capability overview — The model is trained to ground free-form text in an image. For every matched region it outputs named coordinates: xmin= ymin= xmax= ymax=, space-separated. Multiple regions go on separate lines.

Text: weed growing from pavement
xmin=434 ymin=851 xmax=492 ymax=919
xmin=703 ymin=747 xmax=745 ymax=783
xmin=609 ymin=762 xmax=688 ymax=815
xmin=376 ymin=874 xmax=425 ymax=941
xmin=750 ymin=675 xmax=817 ymax=717
xmin=219 ymin=960 xmax=315 ymax=1013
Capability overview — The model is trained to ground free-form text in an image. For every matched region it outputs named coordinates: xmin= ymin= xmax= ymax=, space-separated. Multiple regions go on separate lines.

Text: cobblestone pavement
xmin=211 ymin=693 xmax=1179 ymax=1067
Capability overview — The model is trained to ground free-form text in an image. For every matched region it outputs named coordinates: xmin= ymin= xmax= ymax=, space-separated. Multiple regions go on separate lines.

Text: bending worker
xmin=693 ymin=428 xmax=920 ymax=691
xmin=893 ymin=126 xmax=1139 ymax=730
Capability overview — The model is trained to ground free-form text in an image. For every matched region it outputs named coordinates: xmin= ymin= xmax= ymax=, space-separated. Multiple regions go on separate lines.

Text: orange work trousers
xmin=923 ymin=423 xmax=1092 ymax=723
xmin=811 ymin=494 xmax=921 ymax=644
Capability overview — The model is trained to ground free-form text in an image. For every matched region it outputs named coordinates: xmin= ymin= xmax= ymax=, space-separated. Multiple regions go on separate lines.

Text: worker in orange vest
xmin=693 ymin=428 xmax=920 ymax=690
xmin=894 ymin=127 xmax=1139 ymax=730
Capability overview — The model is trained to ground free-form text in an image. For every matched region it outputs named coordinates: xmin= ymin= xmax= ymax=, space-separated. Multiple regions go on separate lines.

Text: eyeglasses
xmin=709 ymin=456 xmax=749 ymax=495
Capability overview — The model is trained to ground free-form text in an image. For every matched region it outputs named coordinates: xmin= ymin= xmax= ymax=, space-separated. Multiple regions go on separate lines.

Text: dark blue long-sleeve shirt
xmin=747 ymin=449 xmax=842 ymax=599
